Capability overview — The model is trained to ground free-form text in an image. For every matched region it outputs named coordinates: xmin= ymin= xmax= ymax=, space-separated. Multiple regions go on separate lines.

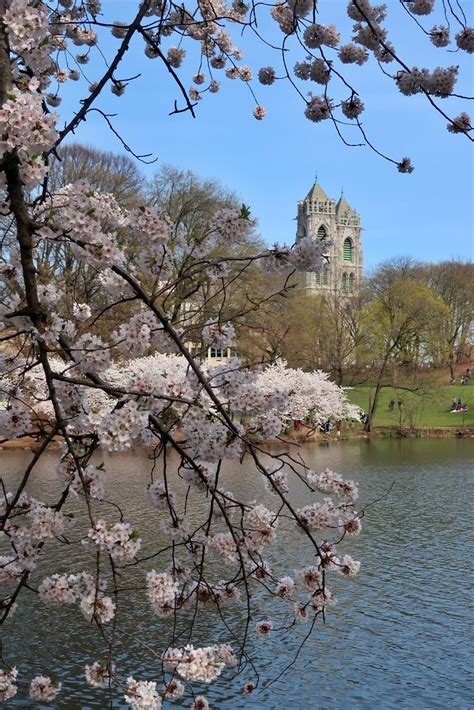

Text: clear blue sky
xmin=58 ymin=1 xmax=473 ymax=270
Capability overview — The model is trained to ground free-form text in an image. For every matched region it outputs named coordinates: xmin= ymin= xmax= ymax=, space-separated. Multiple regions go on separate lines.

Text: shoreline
xmin=283 ymin=425 xmax=474 ymax=444
xmin=2 ymin=425 xmax=473 ymax=452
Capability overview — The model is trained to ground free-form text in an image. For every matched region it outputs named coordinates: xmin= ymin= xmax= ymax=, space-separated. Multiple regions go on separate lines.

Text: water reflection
xmin=2 ymin=439 xmax=473 ymax=709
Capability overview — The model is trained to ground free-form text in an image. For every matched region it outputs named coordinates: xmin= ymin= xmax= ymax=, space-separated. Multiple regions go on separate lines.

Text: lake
xmin=1 ymin=438 xmax=473 ymax=709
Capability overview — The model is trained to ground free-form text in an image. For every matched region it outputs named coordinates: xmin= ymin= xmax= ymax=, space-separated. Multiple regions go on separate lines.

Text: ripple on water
xmin=2 ymin=438 xmax=474 ymax=709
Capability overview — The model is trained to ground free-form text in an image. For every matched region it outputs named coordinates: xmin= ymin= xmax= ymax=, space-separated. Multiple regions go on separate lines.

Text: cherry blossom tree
xmin=0 ymin=0 xmax=472 ymax=706
xmin=255 ymin=360 xmax=362 ymax=424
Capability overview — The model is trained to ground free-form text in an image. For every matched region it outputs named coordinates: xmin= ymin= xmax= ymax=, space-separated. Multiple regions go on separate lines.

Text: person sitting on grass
xmin=451 ymin=398 xmax=469 ymax=413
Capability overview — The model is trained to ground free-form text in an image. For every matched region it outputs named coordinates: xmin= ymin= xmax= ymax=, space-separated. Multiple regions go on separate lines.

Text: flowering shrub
xmin=256 ymin=360 xmax=362 ymax=425
xmin=0 ymin=0 xmax=471 ymax=706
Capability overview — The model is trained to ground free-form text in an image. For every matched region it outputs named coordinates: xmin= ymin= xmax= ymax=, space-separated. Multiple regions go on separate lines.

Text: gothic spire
xmin=305 ymin=174 xmax=328 ymax=202
xmin=336 ymin=190 xmax=351 ymax=213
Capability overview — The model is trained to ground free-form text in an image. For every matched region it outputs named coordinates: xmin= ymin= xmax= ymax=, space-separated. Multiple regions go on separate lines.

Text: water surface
xmin=2 ymin=438 xmax=473 ymax=709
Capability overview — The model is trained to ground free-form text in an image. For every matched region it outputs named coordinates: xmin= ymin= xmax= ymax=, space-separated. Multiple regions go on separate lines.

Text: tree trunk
xmin=363 ymin=382 xmax=383 ymax=432
xmin=448 ymin=351 xmax=455 ymax=380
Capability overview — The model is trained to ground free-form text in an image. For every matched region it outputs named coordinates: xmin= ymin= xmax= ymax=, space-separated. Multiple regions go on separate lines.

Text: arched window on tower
xmin=322 ymin=263 xmax=329 ymax=286
xmin=343 ymin=238 xmax=353 ymax=262
xmin=348 ymin=273 xmax=355 ymax=293
xmin=342 ymin=273 xmax=348 ymax=293
xmin=317 ymin=225 xmax=327 ymax=241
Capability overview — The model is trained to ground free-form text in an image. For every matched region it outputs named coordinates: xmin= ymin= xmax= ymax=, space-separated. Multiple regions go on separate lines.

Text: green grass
xmin=345 ymin=383 xmax=474 ymax=428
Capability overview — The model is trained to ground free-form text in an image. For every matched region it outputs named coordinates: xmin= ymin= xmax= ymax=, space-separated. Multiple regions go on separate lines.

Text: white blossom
xmin=29 ymin=676 xmax=62 ymax=702
xmin=124 ymin=678 xmax=162 ymax=709
xmin=456 ymin=27 xmax=474 ymax=53
xmin=85 ymin=661 xmax=114 ymax=688
xmin=0 ymin=667 xmax=18 ymax=702
xmin=163 ymin=644 xmax=233 ymax=682
xmin=258 ymin=66 xmax=276 ymax=85
xmin=447 ymin=112 xmax=471 ymax=134
xmin=304 ymin=96 xmax=332 ymax=122
xmin=88 ymin=519 xmax=141 ymax=560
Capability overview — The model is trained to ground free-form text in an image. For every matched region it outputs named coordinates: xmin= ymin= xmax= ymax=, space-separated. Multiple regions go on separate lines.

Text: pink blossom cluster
xmin=210 ymin=208 xmax=252 ymax=242
xmin=0 ymin=83 xmax=58 ymax=187
xmin=87 ymin=519 xmax=142 ymax=560
xmin=338 ymin=43 xmax=369 ymax=65
xmin=256 ymin=360 xmax=362 ymax=424
xmin=0 ymin=398 xmax=33 ymax=439
xmin=271 ymin=3 xmax=296 ymax=34
xmin=36 ymin=183 xmax=126 ymax=268
xmin=269 ymin=550 xmax=361 ymax=617
xmin=190 ymin=580 xmax=241 ymax=606
xmin=408 ymin=0 xmax=435 ymax=14
xmin=85 ymin=661 xmax=114 ymax=688
xmin=456 ymin=28 xmax=474 ymax=53
xmin=0 ymin=555 xmax=23 ymax=584
xmin=207 ymin=531 xmax=239 ymax=563
xmin=181 ymin=407 xmax=244 ymax=462
xmin=256 ymin=620 xmax=273 ymax=636
xmin=341 ymin=95 xmax=365 ymax=119
xmin=4 ymin=0 xmax=53 ymax=78
xmin=243 ymin=503 xmax=278 ymax=553
xmin=87 ymin=401 xmax=150 ymax=452
xmin=258 ymin=66 xmax=276 ymax=85
xmin=112 ymin=314 xmax=176 ymax=357
xmin=0 ymin=667 xmax=18 ymax=702
xmin=303 ymin=23 xmax=340 ymax=48
xmin=163 ymin=679 xmax=185 ymax=698
xmin=309 ymin=59 xmax=331 ymax=85
xmin=396 ymin=66 xmax=458 ymax=97
xmin=263 ymin=463 xmax=289 ymax=495
xmin=29 ymin=676 xmax=62 ymax=702
xmin=163 ymin=643 xmax=236 ymax=682
xmin=447 ymin=113 xmax=472 ymax=134
xmin=206 ymin=500 xmax=279 ymax=564
xmin=146 ymin=570 xmax=180 ymax=616
xmin=58 ymin=461 xmax=106 ymax=500
xmin=296 ymin=497 xmax=358 ymax=532
xmin=304 ymin=96 xmax=332 ymax=123
xmin=289 ymin=235 xmax=329 ymax=270
xmin=38 ymin=571 xmax=115 ymax=624
xmin=307 ymin=467 xmax=359 ymax=503
xmin=248 ymin=411 xmax=284 ymax=440
xmin=3 ymin=493 xmax=70 ymax=572
xmin=124 ymin=677 xmax=162 ymax=709
xmin=430 ymin=25 xmax=450 ymax=48
xmin=129 ymin=207 xmax=171 ymax=244
xmin=2 ymin=352 xmax=360 ymax=462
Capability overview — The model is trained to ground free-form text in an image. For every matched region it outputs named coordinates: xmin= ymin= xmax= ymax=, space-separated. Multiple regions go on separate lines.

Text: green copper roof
xmin=305 ymin=179 xmax=329 ymax=202
xmin=336 ymin=193 xmax=351 ymax=213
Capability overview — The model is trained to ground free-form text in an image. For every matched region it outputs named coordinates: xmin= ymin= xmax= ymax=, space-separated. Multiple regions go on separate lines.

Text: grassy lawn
xmin=345 ymin=383 xmax=474 ymax=428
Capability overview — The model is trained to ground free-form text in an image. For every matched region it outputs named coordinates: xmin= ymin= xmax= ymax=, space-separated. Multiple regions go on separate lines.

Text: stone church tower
xmin=295 ymin=178 xmax=363 ymax=294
